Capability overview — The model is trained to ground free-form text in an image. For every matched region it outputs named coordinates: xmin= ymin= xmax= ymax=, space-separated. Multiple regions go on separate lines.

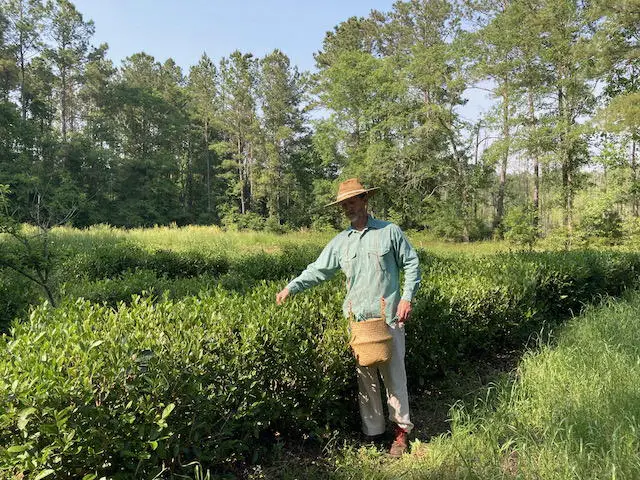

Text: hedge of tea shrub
xmin=407 ymin=250 xmax=640 ymax=382
xmin=2 ymin=249 xmax=640 ymax=476
xmin=58 ymin=241 xmax=319 ymax=284
xmin=0 ymin=239 xmax=323 ymax=322
xmin=57 ymin=244 xmax=323 ymax=306
xmin=0 ymin=282 xmax=351 ymax=478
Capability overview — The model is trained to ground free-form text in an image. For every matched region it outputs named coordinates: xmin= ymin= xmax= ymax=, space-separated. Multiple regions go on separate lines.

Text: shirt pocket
xmin=340 ymin=249 xmax=357 ymax=279
xmin=369 ymin=240 xmax=394 ymax=274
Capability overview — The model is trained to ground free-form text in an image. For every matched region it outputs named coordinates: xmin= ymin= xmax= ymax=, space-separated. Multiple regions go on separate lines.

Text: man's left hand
xmin=396 ymin=299 xmax=412 ymax=323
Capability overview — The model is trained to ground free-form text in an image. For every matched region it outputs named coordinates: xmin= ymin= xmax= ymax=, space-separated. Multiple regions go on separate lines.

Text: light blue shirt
xmin=286 ymin=216 xmax=421 ymax=324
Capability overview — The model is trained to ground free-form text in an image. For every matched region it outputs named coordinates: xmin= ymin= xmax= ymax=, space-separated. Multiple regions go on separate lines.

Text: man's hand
xmin=276 ymin=288 xmax=290 ymax=305
xmin=396 ymin=299 xmax=412 ymax=323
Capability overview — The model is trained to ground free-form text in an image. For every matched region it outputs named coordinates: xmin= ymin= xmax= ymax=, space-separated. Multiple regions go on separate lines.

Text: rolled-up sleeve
xmin=392 ymin=226 xmax=421 ymax=302
xmin=286 ymin=236 xmax=341 ymax=294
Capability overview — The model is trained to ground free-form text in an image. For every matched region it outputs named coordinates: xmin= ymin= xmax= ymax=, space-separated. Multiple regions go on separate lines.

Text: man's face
xmin=340 ymin=195 xmax=367 ymax=223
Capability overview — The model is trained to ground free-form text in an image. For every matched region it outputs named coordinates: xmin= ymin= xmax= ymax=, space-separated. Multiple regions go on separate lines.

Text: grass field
xmin=49 ymin=224 xmax=509 ymax=255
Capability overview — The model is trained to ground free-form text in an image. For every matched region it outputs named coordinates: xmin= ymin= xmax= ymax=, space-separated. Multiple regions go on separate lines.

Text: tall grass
xmin=51 ymin=224 xmax=334 ymax=255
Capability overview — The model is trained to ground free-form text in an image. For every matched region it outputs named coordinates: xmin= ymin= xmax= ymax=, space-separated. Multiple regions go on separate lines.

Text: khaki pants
xmin=356 ymin=322 xmax=413 ymax=435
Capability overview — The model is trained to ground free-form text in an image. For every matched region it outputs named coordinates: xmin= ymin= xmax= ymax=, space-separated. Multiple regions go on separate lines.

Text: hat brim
xmin=324 ymin=187 xmax=379 ymax=207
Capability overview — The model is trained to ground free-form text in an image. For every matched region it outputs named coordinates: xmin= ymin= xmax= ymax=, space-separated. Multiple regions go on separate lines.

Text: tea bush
xmin=61 ymin=269 xmax=185 ymax=306
xmin=59 ymin=243 xmax=231 ymax=282
xmin=407 ymin=250 xmax=640 ymax=383
xmin=3 ymin=231 xmax=640 ymax=476
xmin=0 ymin=282 xmax=351 ymax=478
xmin=0 ymin=269 xmax=35 ymax=330
xmin=58 ymin=245 xmax=323 ymax=306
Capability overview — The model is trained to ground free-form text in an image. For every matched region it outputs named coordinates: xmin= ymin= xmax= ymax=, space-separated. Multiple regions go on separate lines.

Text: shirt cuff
xmin=401 ymin=292 xmax=414 ymax=302
xmin=286 ymin=281 xmax=300 ymax=295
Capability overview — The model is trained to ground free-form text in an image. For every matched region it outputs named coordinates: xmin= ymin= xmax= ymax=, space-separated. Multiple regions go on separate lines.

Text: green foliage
xmin=0 ymin=283 xmax=352 ymax=478
xmin=578 ymin=197 xmax=624 ymax=244
xmin=60 ymin=244 xmax=321 ymax=305
xmin=59 ymin=242 xmax=230 ymax=282
xmin=504 ymin=204 xmax=540 ymax=250
xmin=0 ymin=268 xmax=35 ymax=329
xmin=314 ymin=292 xmax=640 ymax=479
xmin=424 ymin=201 xmax=491 ymax=242
xmin=407 ymin=250 xmax=640 ymax=384
xmin=0 ymin=0 xmax=638 ymax=235
xmin=0 ymin=187 xmax=58 ymax=308
xmin=1 ymin=228 xmax=640 ymax=475
xmin=221 ymin=211 xmax=265 ymax=231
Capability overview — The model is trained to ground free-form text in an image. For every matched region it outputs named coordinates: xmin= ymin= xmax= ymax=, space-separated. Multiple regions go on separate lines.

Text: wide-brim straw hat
xmin=325 ymin=178 xmax=379 ymax=207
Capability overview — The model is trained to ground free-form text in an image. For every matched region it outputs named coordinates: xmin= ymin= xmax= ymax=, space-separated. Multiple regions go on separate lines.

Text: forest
xmin=0 ymin=0 xmax=637 ymax=241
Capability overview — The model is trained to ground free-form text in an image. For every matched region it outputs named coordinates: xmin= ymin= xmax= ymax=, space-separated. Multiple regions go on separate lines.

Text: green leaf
xmin=161 ymin=403 xmax=175 ymax=420
xmin=82 ymin=474 xmax=97 ymax=480
xmin=17 ymin=407 xmax=37 ymax=431
xmin=34 ymin=470 xmax=55 ymax=480
xmin=88 ymin=340 xmax=104 ymax=350
xmin=7 ymin=444 xmax=30 ymax=453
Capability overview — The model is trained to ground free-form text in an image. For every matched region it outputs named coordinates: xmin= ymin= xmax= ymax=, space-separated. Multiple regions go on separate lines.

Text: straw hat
xmin=325 ymin=178 xmax=379 ymax=207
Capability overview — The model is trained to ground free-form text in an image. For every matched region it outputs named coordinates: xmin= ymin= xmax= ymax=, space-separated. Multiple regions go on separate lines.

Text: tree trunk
xmin=238 ymin=136 xmax=245 ymax=214
xmin=558 ymin=86 xmax=572 ymax=231
xmin=205 ymin=119 xmax=211 ymax=213
xmin=19 ymin=31 xmax=26 ymax=120
xmin=474 ymin=123 xmax=480 ymax=165
xmin=529 ymin=91 xmax=540 ymax=228
xmin=61 ymin=67 xmax=68 ymax=141
xmin=493 ymin=82 xmax=510 ymax=236
xmin=248 ymin=143 xmax=254 ymax=211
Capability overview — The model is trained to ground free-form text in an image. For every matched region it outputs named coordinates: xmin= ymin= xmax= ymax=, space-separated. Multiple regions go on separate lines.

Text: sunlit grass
xmin=50 ymin=224 xmax=335 ymax=255
xmin=47 ymin=224 xmax=510 ymax=257
xmin=20 ymin=223 xmax=640 ymax=259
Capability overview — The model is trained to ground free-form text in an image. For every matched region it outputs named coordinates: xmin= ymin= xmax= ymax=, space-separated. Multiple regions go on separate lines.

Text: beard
xmin=345 ymin=210 xmax=365 ymax=224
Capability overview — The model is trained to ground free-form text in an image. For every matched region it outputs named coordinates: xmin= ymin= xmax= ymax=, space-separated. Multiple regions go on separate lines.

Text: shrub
xmin=222 ymin=212 xmax=265 ymax=231
xmin=144 ymin=250 xmax=229 ymax=279
xmin=0 ymin=282 xmax=351 ymax=478
xmin=60 ymin=241 xmax=147 ymax=280
xmin=578 ymin=198 xmax=624 ymax=245
xmin=264 ymin=216 xmax=288 ymax=234
xmin=0 ymin=269 xmax=35 ymax=330
xmin=60 ymin=244 xmax=231 ymax=282
xmin=406 ymin=250 xmax=640 ymax=384
xmin=504 ymin=204 xmax=540 ymax=250
xmin=3 ymin=240 xmax=640 ymax=475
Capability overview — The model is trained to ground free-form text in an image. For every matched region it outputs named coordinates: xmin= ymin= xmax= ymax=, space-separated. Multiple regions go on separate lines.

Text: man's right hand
xmin=276 ymin=288 xmax=290 ymax=305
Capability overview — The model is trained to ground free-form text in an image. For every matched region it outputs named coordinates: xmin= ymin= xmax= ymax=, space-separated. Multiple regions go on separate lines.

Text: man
xmin=276 ymin=178 xmax=421 ymax=457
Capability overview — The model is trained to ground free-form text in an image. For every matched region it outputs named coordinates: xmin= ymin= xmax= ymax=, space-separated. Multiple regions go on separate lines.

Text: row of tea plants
xmin=1 ymin=232 xmax=640 ymax=476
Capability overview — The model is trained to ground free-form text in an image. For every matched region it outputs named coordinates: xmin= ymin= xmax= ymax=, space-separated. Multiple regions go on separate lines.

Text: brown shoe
xmin=388 ymin=426 xmax=408 ymax=458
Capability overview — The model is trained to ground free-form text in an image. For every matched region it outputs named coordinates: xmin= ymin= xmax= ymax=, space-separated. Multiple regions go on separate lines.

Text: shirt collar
xmin=348 ymin=215 xmax=377 ymax=236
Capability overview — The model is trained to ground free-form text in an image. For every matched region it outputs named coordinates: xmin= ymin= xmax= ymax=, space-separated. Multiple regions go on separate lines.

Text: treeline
xmin=0 ymin=0 xmax=637 ymax=239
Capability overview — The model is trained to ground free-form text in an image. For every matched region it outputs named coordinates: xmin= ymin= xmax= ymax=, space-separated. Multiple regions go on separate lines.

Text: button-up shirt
xmin=286 ymin=216 xmax=421 ymax=324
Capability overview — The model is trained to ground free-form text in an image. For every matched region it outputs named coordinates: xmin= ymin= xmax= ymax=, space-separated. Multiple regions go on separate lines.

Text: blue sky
xmin=72 ymin=0 xmax=398 ymax=72
xmin=71 ymin=0 xmax=491 ymax=122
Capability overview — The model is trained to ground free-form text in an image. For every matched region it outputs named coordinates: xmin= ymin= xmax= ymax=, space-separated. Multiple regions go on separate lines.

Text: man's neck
xmin=351 ymin=213 xmax=369 ymax=231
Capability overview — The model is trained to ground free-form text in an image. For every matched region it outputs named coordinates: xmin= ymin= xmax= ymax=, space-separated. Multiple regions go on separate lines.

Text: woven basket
xmin=349 ymin=317 xmax=392 ymax=367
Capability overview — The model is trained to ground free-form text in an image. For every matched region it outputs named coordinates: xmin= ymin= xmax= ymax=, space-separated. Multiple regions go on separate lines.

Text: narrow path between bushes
xmin=243 ymin=349 xmax=523 ymax=479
